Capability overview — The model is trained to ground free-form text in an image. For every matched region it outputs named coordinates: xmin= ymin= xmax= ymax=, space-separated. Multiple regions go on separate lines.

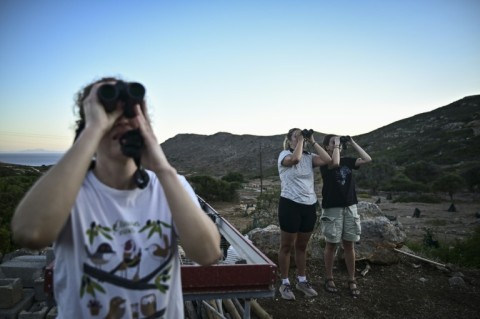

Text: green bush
xmin=444 ymin=228 xmax=480 ymax=268
xmin=188 ymin=175 xmax=239 ymax=202
xmin=383 ymin=173 xmax=430 ymax=192
xmin=408 ymin=227 xmax=480 ymax=268
xmin=404 ymin=161 xmax=441 ymax=184
xmin=221 ymin=172 xmax=245 ymax=183
xmin=0 ymin=169 xmax=44 ymax=254
xmin=393 ymin=194 xmax=442 ymax=203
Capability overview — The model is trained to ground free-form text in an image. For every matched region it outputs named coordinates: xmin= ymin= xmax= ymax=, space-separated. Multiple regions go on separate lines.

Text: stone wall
xmin=0 ymin=248 xmax=57 ymax=319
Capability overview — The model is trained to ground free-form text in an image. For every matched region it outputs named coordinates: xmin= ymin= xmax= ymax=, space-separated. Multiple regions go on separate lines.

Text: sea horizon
xmin=0 ymin=152 xmax=64 ymax=166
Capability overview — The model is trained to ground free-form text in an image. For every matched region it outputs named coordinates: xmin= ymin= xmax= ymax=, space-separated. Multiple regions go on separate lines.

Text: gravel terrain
xmin=212 ymin=192 xmax=480 ymax=319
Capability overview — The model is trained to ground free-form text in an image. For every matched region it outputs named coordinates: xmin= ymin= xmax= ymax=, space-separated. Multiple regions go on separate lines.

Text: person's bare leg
xmin=324 ymin=241 xmax=338 ymax=291
xmin=343 ymin=240 xmax=355 ymax=279
xmin=294 ymin=232 xmax=312 ymax=277
xmin=278 ymin=231 xmax=297 ymax=280
xmin=343 ymin=240 xmax=359 ymax=295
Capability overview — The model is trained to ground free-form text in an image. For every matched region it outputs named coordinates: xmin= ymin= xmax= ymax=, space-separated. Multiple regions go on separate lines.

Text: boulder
xmin=247 ymin=201 xmax=407 ymax=265
xmin=355 ymin=202 xmax=407 ymax=264
xmin=247 ymin=225 xmax=280 ymax=262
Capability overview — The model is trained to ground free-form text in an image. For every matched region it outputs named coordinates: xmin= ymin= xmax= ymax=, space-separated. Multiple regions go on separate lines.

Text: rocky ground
xmin=256 ymin=256 xmax=480 ymax=319
xmin=211 ymin=191 xmax=480 ymax=319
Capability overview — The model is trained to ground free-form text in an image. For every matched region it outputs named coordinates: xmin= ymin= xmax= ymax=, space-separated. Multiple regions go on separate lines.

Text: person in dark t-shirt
xmin=319 ymin=134 xmax=371 ymax=297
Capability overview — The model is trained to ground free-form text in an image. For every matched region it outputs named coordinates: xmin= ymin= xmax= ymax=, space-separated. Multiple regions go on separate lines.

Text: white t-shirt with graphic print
xmin=54 ymin=170 xmax=199 ymax=318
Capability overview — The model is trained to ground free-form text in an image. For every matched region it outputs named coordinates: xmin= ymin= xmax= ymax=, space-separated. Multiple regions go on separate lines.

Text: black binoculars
xmin=340 ymin=135 xmax=350 ymax=144
xmin=301 ymin=129 xmax=314 ymax=138
xmin=96 ymin=81 xmax=149 ymax=189
xmin=340 ymin=135 xmax=351 ymax=149
xmin=97 ymin=81 xmax=145 ymax=118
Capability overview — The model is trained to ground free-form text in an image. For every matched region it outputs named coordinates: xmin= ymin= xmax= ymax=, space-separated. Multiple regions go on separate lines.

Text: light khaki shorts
xmin=320 ymin=205 xmax=361 ymax=243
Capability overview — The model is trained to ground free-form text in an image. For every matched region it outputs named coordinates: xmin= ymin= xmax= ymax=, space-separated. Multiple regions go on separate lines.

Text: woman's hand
xmin=296 ymin=131 xmax=305 ymax=144
xmin=83 ymin=82 xmax=124 ymax=136
xmin=130 ymin=104 xmax=173 ymax=173
xmin=333 ymin=136 xmax=341 ymax=146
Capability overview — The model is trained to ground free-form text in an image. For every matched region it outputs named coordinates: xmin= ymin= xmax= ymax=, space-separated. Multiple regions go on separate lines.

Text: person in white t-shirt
xmin=11 ymin=76 xmax=221 ymax=318
xmin=277 ymin=128 xmax=332 ymax=300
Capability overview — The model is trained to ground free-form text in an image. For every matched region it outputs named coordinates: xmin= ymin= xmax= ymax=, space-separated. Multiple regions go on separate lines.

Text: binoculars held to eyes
xmin=96 ymin=81 xmax=149 ymax=189
xmin=340 ymin=135 xmax=351 ymax=149
xmin=301 ymin=129 xmax=314 ymax=138
xmin=97 ymin=81 xmax=145 ymax=118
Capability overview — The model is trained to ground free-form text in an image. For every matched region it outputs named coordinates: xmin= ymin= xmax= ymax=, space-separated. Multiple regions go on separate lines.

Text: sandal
xmin=324 ymin=278 xmax=338 ymax=293
xmin=348 ymin=279 xmax=360 ymax=297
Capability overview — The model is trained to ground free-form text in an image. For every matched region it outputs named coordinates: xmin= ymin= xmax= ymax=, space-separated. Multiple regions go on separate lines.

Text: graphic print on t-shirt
xmin=335 ymin=165 xmax=351 ymax=186
xmin=81 ymin=217 xmax=174 ymax=318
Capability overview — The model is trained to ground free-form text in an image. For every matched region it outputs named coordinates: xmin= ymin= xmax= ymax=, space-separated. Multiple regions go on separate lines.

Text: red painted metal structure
xmin=182 ymin=197 xmax=277 ymax=301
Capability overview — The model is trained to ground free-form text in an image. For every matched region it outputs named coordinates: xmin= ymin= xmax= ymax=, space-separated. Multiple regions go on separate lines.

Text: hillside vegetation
xmin=162 ymin=95 xmax=480 ymax=182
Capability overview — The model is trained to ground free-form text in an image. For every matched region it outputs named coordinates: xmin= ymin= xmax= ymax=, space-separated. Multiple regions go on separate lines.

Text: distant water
xmin=0 ymin=152 xmax=64 ymax=166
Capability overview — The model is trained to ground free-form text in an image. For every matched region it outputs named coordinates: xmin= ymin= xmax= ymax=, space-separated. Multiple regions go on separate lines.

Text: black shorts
xmin=278 ymin=196 xmax=318 ymax=233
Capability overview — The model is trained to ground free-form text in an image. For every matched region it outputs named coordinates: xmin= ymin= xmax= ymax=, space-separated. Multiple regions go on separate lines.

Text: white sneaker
xmin=296 ymin=281 xmax=318 ymax=297
xmin=279 ymin=283 xmax=296 ymax=300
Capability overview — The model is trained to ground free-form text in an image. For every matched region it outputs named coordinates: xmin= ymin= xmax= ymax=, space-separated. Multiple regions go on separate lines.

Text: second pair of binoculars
xmin=340 ymin=135 xmax=351 ymax=149
xmin=301 ymin=129 xmax=314 ymax=138
xmin=97 ymin=81 xmax=146 ymax=118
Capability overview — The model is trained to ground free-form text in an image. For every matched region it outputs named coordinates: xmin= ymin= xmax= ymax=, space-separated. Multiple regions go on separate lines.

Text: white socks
xmin=282 ymin=276 xmax=307 ymax=284
xmin=297 ymin=276 xmax=307 ymax=283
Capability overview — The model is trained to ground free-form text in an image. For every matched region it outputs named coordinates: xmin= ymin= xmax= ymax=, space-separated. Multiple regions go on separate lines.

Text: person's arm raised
xmin=11 ymin=83 xmax=121 ymax=250
xmin=11 ymin=125 xmax=103 ymax=249
xmin=134 ymin=104 xmax=221 ymax=266
xmin=349 ymin=137 xmax=372 ymax=166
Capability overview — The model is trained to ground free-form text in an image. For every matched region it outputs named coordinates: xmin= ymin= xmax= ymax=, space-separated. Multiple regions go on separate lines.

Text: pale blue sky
xmin=1 ymin=0 xmax=479 ymax=152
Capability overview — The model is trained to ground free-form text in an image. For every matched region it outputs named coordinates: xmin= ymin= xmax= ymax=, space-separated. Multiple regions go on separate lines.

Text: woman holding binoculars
xmin=320 ymin=134 xmax=371 ymax=297
xmin=11 ymin=76 xmax=221 ymax=318
xmin=277 ymin=128 xmax=331 ymax=300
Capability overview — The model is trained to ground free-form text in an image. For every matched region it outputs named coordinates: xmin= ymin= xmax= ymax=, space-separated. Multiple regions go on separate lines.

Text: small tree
xmin=432 ymin=173 xmax=465 ymax=202
xmin=404 ymin=161 xmax=441 ymax=184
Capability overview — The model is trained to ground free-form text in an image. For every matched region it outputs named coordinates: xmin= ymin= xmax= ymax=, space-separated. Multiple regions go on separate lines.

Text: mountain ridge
xmin=162 ymin=94 xmax=480 ymax=177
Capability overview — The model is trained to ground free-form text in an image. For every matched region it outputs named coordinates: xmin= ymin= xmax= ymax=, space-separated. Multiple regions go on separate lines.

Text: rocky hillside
xmin=161 ymin=132 xmax=283 ymax=177
xmin=356 ymin=94 xmax=480 ymax=167
xmin=161 ymin=95 xmax=480 ymax=177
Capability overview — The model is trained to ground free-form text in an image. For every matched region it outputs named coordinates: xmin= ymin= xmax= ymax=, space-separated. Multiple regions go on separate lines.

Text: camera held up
xmin=301 ymin=129 xmax=314 ymax=138
xmin=340 ymin=135 xmax=351 ymax=149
